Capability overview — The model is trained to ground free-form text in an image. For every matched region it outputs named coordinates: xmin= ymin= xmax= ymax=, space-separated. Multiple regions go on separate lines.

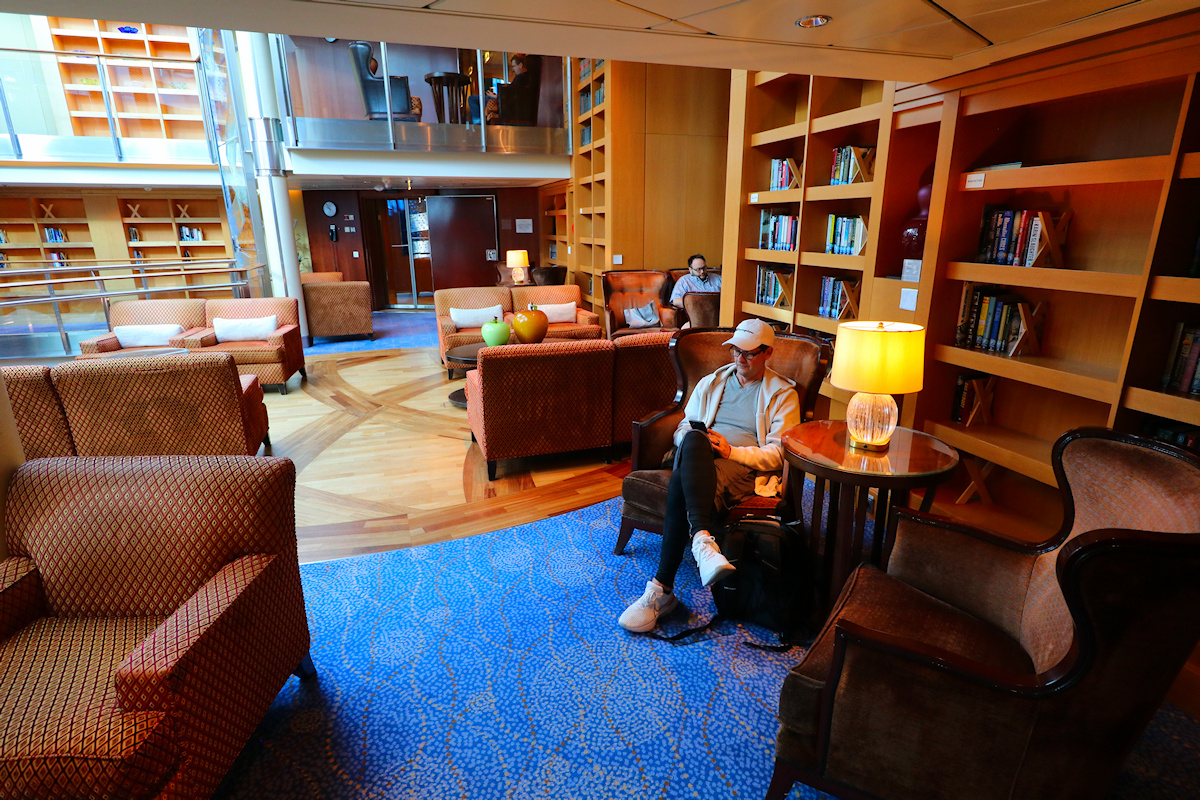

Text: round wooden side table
xmin=782 ymin=419 xmax=959 ymax=619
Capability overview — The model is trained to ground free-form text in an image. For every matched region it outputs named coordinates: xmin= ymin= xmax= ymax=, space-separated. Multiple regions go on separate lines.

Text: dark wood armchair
xmin=615 ymin=328 xmax=831 ymax=555
xmin=768 ymin=427 xmax=1200 ymax=800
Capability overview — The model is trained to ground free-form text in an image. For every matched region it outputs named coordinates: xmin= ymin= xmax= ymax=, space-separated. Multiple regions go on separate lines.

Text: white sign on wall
xmin=515 ymin=218 xmax=533 ymax=234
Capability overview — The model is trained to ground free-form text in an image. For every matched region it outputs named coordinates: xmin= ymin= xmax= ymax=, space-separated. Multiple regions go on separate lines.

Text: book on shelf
xmin=48 ymin=251 xmax=68 ymax=268
xmin=1161 ymin=322 xmax=1200 ymax=394
xmin=829 ymin=146 xmax=875 ymax=185
xmin=43 ymin=227 xmax=66 ymax=243
xmin=824 ymin=215 xmax=867 ymax=256
xmin=957 ymin=284 xmax=1032 ymax=355
xmin=0 ymin=229 xmax=7 ymax=244
xmin=579 ymin=89 xmax=591 ymax=113
xmin=755 ymin=265 xmax=793 ymax=307
xmin=768 ymin=158 xmax=799 ymax=191
xmin=974 ymin=161 xmax=1024 ymax=171
xmin=975 ymin=206 xmax=1066 ymax=267
xmin=1141 ymin=418 xmax=1200 ymax=454
xmin=549 ymin=243 xmax=558 ymax=260
xmin=818 ymin=276 xmax=859 ymax=320
xmin=594 ymin=82 xmax=604 ymax=105
xmin=128 ymin=226 xmax=139 ymax=242
xmin=950 ymin=371 xmax=987 ymax=423
xmin=758 ymin=210 xmax=798 ymax=251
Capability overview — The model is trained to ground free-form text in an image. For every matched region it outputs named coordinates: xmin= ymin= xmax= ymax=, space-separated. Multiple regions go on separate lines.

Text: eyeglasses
xmin=730 ymin=345 xmax=767 ymax=360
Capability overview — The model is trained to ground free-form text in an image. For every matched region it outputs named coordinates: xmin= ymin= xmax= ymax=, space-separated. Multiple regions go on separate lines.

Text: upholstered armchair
xmin=681 ymin=291 xmax=722 ymax=328
xmin=601 ymin=270 xmax=679 ymax=339
xmin=616 ymin=328 xmax=831 ymax=554
xmin=611 ymin=331 xmax=677 ymax=447
xmin=466 ymin=339 xmax=615 ymax=480
xmin=509 ymin=284 xmax=602 ymax=339
xmin=46 ymin=352 xmax=269 ymax=456
xmin=182 ymin=297 xmax=305 ymax=393
xmin=768 ymin=428 xmax=1200 ymax=800
xmin=300 ymin=271 xmax=374 ymax=347
xmin=0 ymin=455 xmax=313 ymax=800
xmin=531 ymin=266 xmax=568 ymax=285
xmin=0 ymin=365 xmax=75 ymax=458
xmin=347 ymin=40 xmax=421 ymax=121
xmin=434 ymin=286 xmax=514 ymax=376
xmin=77 ymin=298 xmax=207 ymax=358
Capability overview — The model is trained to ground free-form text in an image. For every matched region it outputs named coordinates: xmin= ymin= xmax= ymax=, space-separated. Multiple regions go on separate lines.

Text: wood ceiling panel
xmin=837 ymin=19 xmax=989 ymax=58
xmin=679 ymin=0 xmax=955 ymax=46
xmin=433 ymin=0 xmax=670 ymax=29
xmin=625 ymin=1 xmax=733 ymax=21
xmin=951 ymin=0 xmax=1136 ymax=44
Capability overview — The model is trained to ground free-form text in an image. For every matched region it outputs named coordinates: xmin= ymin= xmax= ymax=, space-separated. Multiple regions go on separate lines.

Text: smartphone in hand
xmin=689 ymin=420 xmax=708 ymax=433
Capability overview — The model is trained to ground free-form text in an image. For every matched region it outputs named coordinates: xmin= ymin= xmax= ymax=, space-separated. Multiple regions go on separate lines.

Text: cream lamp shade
xmin=507 ymin=249 xmax=529 ymax=283
xmin=830 ymin=321 xmax=925 ymax=450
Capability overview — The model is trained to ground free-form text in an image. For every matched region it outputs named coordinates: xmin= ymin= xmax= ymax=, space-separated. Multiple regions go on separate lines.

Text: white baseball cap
xmin=723 ymin=319 xmax=775 ymax=351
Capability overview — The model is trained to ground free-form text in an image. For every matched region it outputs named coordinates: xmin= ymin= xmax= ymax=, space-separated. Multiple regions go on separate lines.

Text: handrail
xmin=0 ymin=260 xmax=266 ymax=356
xmin=0 ymin=44 xmax=199 ymax=64
xmin=0 ymin=258 xmax=234 ymax=275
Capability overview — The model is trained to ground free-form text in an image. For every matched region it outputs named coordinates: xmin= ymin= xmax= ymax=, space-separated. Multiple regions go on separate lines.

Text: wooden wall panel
xmin=302 ymin=190 xmax=367 ymax=281
xmin=643 ymin=133 xmax=727 ymax=270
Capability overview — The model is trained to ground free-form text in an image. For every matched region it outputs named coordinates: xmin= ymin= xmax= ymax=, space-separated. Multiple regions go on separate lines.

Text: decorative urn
xmin=513 ymin=304 xmax=549 ymax=344
xmin=481 ymin=317 xmax=511 ymax=346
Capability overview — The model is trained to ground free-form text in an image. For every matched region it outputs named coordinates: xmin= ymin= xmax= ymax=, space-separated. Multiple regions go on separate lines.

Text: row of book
xmin=43 ymin=227 xmax=67 ymax=243
xmin=1160 ymin=322 xmax=1200 ymax=395
xmin=759 ymin=210 xmax=798 ymax=251
xmin=0 ymin=229 xmax=7 ymax=243
xmin=579 ymin=88 xmax=591 ymax=114
xmin=47 ymin=251 xmax=69 ymax=268
xmin=768 ymin=158 xmax=796 ymax=191
xmin=179 ymin=226 xmax=204 ymax=241
xmin=824 ymin=215 xmax=866 ymax=256
xmin=954 ymin=283 xmax=1029 ymax=355
xmin=579 ymin=124 xmax=592 ymax=146
xmin=1141 ymin=419 xmax=1200 ymax=454
xmin=950 ymin=371 xmax=986 ymax=423
xmin=977 ymin=206 xmax=1045 ymax=266
xmin=755 ymin=266 xmax=788 ymax=305
xmin=578 ymin=58 xmax=604 ymax=79
xmin=818 ymin=277 xmax=857 ymax=320
xmin=830 ymin=146 xmax=874 ymax=185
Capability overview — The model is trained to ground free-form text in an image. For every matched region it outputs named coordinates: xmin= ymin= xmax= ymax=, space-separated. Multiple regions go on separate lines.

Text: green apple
xmin=481 ymin=317 xmax=511 ymax=346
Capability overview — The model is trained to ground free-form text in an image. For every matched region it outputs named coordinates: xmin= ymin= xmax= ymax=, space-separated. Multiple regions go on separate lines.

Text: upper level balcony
xmin=276 ymin=36 xmax=570 ymax=156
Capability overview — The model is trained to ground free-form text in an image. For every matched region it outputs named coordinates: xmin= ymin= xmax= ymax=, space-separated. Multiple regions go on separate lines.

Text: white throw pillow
xmin=112 ymin=324 xmax=184 ymax=349
xmin=449 ymin=304 xmax=504 ymax=329
xmin=213 ymin=315 xmax=278 ymax=343
xmin=624 ymin=301 xmax=660 ymax=329
xmin=536 ymin=301 xmax=576 ymax=324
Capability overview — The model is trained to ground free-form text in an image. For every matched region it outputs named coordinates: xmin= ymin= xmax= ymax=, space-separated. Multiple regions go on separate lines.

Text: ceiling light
xmin=796 ymin=15 xmax=832 ymax=28
xmin=373 ymin=184 xmax=384 ymax=192
xmin=406 ymin=179 xmax=412 ymax=190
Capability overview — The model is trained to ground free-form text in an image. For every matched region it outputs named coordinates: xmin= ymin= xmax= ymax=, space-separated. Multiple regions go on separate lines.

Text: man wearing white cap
xmin=619 ymin=318 xmax=802 ymax=633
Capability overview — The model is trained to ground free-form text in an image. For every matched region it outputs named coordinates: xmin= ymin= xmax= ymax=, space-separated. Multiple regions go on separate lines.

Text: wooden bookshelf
xmin=44 ymin=17 xmax=204 ymax=140
xmin=568 ymin=60 xmax=728 ymax=331
xmin=538 ymin=180 xmax=569 ymax=273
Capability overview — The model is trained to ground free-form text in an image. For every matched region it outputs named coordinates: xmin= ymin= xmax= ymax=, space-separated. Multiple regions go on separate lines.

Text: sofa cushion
xmin=213 ymin=315 xmax=278 ymax=343
xmin=0 ymin=615 xmax=175 ymax=798
xmin=537 ymin=301 xmax=577 ymax=323
xmin=113 ymin=324 xmax=185 ymax=349
xmin=200 ymin=342 xmax=284 ymax=364
xmin=450 ymin=304 xmax=504 ymax=330
xmin=779 ymin=565 xmax=1033 ymax=739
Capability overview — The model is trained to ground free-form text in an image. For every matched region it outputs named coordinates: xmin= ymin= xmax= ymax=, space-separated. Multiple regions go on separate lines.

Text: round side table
xmin=783 ymin=419 xmax=959 ymax=619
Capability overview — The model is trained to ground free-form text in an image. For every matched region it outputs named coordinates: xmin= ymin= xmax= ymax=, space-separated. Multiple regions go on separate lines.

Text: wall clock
xmin=323 ymin=201 xmax=338 ymax=217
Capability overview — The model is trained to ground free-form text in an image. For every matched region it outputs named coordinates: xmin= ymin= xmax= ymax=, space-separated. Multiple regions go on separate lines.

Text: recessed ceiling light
xmin=796 ymin=15 xmax=832 ymax=28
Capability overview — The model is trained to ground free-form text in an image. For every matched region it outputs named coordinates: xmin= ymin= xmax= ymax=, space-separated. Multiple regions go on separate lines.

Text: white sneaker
xmin=692 ymin=531 xmax=735 ymax=587
xmin=618 ymin=580 xmax=678 ymax=633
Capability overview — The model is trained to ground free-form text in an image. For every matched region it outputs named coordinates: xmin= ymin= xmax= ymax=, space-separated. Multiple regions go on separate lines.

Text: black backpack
xmin=711 ymin=516 xmax=812 ymax=642
xmin=652 ymin=515 xmax=812 ymax=647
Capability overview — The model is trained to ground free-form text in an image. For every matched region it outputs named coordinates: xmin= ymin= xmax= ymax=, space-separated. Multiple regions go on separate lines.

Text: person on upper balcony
xmin=670 ymin=254 xmax=722 ymax=309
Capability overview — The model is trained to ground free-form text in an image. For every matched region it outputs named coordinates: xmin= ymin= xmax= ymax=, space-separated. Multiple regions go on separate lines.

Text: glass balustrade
xmin=277 ymin=35 xmax=569 ymax=155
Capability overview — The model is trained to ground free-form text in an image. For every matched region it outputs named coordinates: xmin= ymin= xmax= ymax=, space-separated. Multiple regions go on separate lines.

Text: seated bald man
xmin=619 ymin=319 xmax=801 ymax=633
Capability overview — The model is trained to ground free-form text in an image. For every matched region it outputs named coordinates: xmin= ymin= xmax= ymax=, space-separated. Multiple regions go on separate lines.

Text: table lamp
xmin=507 ymin=250 xmax=529 ymax=284
xmin=829 ymin=321 xmax=925 ymax=451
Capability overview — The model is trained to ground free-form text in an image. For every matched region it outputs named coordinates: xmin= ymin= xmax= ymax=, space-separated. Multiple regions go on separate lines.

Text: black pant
xmin=654 ymin=430 xmax=717 ymax=589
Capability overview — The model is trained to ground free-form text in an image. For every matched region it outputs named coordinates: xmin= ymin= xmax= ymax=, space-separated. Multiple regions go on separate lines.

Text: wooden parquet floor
xmin=263 ymin=346 xmax=628 ymax=563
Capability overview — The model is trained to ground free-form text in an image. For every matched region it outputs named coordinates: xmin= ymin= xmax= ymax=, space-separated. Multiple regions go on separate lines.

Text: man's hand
xmin=707 ymin=430 xmax=731 ymax=459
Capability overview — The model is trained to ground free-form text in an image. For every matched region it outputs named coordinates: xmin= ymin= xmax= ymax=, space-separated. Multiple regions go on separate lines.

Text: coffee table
xmin=445 ymin=338 xmax=568 ymax=408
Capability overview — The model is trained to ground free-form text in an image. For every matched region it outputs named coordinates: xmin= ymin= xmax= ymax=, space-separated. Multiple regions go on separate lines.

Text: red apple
xmin=513 ymin=305 xmax=549 ymax=343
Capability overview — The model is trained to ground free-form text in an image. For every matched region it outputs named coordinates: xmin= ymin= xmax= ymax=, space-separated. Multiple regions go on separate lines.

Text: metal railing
xmin=0 ymin=258 xmax=265 ymax=355
xmin=0 ymin=44 xmax=217 ymax=164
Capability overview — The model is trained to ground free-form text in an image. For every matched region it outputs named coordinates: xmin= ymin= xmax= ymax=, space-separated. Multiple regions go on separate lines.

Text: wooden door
xmin=427 ymin=195 xmax=498 ymax=289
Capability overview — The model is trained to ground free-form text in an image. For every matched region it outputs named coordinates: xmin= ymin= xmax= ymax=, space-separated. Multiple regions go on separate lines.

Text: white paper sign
xmin=964 ymin=173 xmax=986 ymax=189
xmin=899 ymin=287 xmax=918 ymax=311
xmin=750 ymin=193 xmax=759 ymax=203
xmin=901 ymin=259 xmax=922 ymax=282
xmin=515 ymin=218 xmax=533 ymax=234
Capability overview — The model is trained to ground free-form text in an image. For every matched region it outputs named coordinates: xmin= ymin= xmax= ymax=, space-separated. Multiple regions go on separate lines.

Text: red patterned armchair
xmin=601 ymin=270 xmax=680 ymax=339
xmin=0 ymin=366 xmax=75 ymax=458
xmin=77 ymin=299 xmax=207 ymax=359
xmin=768 ymin=428 xmax=1200 ymax=800
xmin=300 ymin=271 xmax=374 ymax=347
xmin=182 ymin=298 xmax=306 ymax=393
xmin=466 ymin=339 xmax=615 ymax=480
xmin=0 ymin=455 xmax=313 ymax=800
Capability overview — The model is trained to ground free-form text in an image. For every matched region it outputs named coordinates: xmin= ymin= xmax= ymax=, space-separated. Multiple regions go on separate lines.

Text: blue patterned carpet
xmin=304 ymin=311 xmax=438 ymax=354
xmin=218 ymin=498 xmax=1200 ymax=799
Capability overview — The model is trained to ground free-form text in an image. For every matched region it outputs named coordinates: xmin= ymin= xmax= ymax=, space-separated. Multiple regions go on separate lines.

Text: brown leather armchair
xmin=601 ymin=270 xmax=679 ymax=339
xmin=300 ymin=271 xmax=373 ymax=347
xmin=768 ymin=428 xmax=1200 ymax=800
xmin=615 ymin=328 xmax=831 ymax=554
